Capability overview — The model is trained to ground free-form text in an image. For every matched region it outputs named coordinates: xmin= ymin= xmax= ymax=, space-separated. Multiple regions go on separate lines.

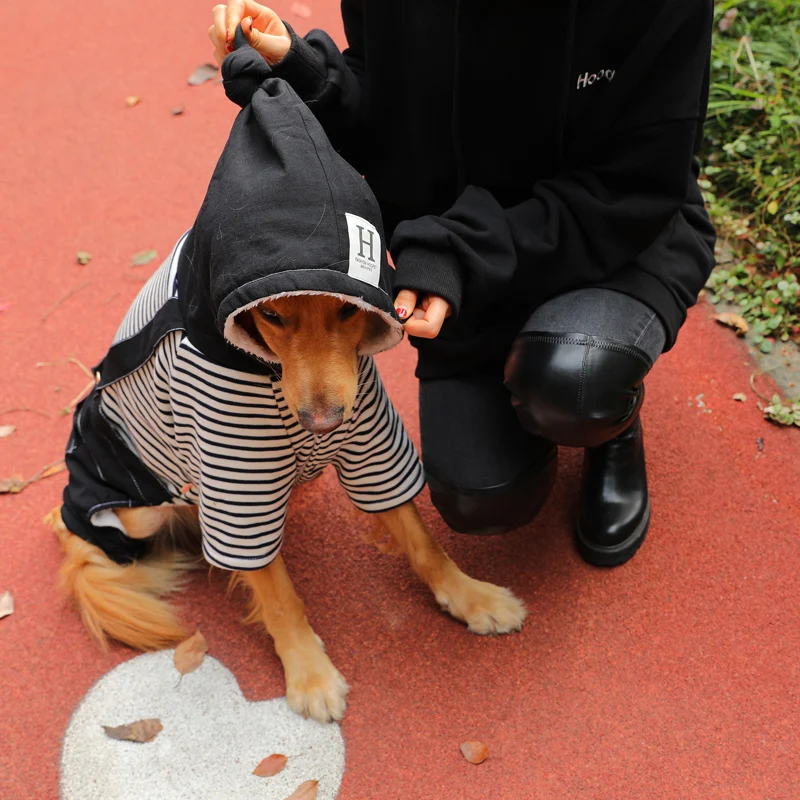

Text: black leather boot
xmin=575 ymin=416 xmax=649 ymax=566
xmin=505 ymin=331 xmax=654 ymax=564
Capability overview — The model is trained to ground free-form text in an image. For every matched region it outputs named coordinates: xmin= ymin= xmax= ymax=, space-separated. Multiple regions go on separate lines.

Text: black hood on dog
xmin=175 ymin=26 xmax=402 ymax=370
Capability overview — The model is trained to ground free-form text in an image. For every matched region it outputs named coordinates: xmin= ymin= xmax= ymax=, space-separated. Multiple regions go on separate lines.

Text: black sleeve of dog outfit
xmin=390 ymin=1 xmax=714 ymax=322
xmin=268 ymin=3 xmax=365 ymax=166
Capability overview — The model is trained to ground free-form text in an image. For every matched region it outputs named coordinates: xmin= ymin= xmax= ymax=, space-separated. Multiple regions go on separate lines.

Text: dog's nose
xmin=297 ymin=406 xmax=345 ymax=434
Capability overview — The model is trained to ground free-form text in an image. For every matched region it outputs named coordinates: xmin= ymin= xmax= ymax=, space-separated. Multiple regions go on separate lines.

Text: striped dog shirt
xmin=61 ymin=61 xmax=424 ymax=570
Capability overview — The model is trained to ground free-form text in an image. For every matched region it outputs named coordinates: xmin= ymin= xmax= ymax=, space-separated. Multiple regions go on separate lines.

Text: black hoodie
xmin=97 ymin=27 xmax=404 ymax=386
xmin=60 ymin=31 xmax=424 ymax=569
xmin=269 ymin=0 xmax=717 ymax=378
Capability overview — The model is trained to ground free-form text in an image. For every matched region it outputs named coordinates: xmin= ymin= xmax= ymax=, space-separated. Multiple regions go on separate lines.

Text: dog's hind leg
xmin=47 ymin=507 xmax=194 ymax=651
xmin=117 ymin=504 xmax=203 ymax=560
xmin=374 ymin=501 xmax=527 ymax=635
xmin=232 ymin=555 xmax=349 ymax=723
xmin=115 ymin=506 xmax=175 ymax=539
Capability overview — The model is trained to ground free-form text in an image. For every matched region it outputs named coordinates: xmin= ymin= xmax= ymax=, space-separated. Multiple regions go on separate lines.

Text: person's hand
xmin=209 ymin=1 xmax=291 ymax=67
xmin=394 ymin=290 xmax=452 ymax=339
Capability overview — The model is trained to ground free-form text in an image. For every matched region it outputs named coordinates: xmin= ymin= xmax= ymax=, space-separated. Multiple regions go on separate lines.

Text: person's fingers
xmin=231 ymin=0 xmax=284 ymax=37
xmin=403 ymin=317 xmax=438 ymax=338
xmin=224 ymin=0 xmax=247 ymax=43
xmin=236 ymin=9 xmax=289 ymax=63
xmin=423 ymin=296 xmax=450 ymax=332
xmin=210 ymin=5 xmax=227 ymax=52
xmin=403 ymin=300 xmax=449 ymax=339
xmin=238 ymin=17 xmax=284 ymax=61
xmin=394 ymin=289 xmax=418 ymax=321
xmin=420 ymin=294 xmax=453 ymax=318
xmin=248 ymin=0 xmax=287 ymax=35
xmin=211 ymin=42 xmax=227 ymax=67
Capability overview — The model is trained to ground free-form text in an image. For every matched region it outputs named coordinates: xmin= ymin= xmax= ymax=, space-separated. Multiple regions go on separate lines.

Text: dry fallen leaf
xmin=284 ymin=780 xmax=318 ymax=800
xmin=0 ymin=425 xmax=16 ymax=439
xmin=253 ymin=753 xmax=288 ymax=777
xmin=0 ymin=591 xmax=14 ymax=620
xmin=188 ymin=63 xmax=219 ymax=86
xmin=125 ymin=96 xmax=141 ymax=107
xmin=103 ymin=718 xmax=163 ymax=743
xmin=289 ymin=2 xmax=312 ymax=18
xmin=0 ymin=460 xmax=66 ymax=494
xmin=174 ymin=630 xmax=208 ymax=675
xmin=38 ymin=461 xmax=67 ymax=480
xmin=715 ymin=312 xmax=749 ymax=337
xmin=0 ymin=475 xmax=26 ymax=494
xmin=733 ymin=393 xmax=747 ymax=402
xmin=131 ymin=249 xmax=158 ymax=267
xmin=76 ymin=251 xmax=92 ymax=265
xmin=459 ymin=740 xmax=489 ymax=765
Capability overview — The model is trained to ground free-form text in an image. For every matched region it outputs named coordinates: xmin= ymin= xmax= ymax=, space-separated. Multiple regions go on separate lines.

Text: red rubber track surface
xmin=1 ymin=2 xmax=799 ymax=797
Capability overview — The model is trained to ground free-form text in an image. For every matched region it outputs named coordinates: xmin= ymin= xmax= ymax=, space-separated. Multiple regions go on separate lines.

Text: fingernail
xmin=226 ymin=44 xmax=233 ymax=53
xmin=395 ymin=307 xmax=408 ymax=319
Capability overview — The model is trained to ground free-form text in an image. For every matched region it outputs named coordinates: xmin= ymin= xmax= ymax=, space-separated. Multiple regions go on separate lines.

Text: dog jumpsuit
xmin=61 ymin=38 xmax=424 ymax=570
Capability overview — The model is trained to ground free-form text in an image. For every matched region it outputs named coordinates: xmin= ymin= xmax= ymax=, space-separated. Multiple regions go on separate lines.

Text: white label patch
xmin=345 ymin=213 xmax=381 ymax=287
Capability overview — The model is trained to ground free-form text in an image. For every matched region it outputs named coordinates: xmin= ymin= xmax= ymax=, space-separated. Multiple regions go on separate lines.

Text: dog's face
xmin=249 ymin=295 xmax=375 ymax=434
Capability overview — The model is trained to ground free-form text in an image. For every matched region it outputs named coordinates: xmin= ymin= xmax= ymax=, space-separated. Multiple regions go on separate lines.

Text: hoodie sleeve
xmin=268 ymin=0 xmax=365 ymax=163
xmin=390 ymin=0 xmax=714 ymax=319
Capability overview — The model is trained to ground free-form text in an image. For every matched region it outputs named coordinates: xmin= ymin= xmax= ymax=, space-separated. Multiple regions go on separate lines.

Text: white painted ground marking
xmin=61 ymin=651 xmax=345 ymax=799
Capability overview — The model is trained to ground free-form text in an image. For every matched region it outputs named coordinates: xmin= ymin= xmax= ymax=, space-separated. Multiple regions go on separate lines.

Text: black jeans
xmin=419 ymin=288 xmax=665 ymax=535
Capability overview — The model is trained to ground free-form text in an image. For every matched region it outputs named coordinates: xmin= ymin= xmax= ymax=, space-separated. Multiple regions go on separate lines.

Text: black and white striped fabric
xmin=94 ymin=239 xmax=424 ymax=571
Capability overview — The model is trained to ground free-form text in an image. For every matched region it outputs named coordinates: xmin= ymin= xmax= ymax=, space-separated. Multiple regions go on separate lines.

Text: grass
xmin=702 ymin=0 xmax=800 ymax=354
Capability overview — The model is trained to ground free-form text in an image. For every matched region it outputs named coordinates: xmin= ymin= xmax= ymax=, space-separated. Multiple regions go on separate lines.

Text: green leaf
xmin=767 ymin=314 xmax=783 ymax=330
xmin=760 ymin=339 xmax=774 ymax=354
xmin=131 ymin=249 xmax=158 ymax=267
xmin=767 ymin=200 xmax=779 ymax=215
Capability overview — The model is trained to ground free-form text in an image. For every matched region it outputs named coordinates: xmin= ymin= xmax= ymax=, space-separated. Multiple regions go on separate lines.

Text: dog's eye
xmin=259 ymin=309 xmax=283 ymax=327
xmin=339 ymin=303 xmax=359 ymax=321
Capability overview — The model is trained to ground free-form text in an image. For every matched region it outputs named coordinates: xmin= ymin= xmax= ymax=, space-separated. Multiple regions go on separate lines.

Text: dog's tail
xmin=46 ymin=507 xmax=194 ymax=651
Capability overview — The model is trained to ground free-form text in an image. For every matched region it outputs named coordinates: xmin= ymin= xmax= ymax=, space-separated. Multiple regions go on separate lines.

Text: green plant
xmin=763 ymin=393 xmax=800 ymax=427
xmin=705 ymin=264 xmax=800 ymax=351
xmin=702 ymin=1 xmax=800 ymax=342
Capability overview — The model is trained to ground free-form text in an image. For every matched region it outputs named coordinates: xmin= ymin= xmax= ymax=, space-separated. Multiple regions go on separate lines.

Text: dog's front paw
xmin=284 ymin=646 xmax=349 ymax=723
xmin=435 ymin=574 xmax=527 ymax=635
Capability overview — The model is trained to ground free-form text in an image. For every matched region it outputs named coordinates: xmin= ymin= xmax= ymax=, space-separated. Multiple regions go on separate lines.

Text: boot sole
xmin=575 ymin=500 xmax=650 ymax=567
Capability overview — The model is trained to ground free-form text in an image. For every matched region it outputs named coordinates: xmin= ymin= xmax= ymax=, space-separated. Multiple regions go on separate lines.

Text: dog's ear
xmin=235 ymin=309 xmax=277 ymax=359
xmin=359 ymin=310 xmax=393 ymax=353
xmin=239 ymin=309 xmax=261 ymax=341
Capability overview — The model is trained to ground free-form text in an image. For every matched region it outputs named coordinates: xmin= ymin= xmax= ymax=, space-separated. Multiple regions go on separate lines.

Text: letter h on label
xmin=356 ymin=225 xmax=375 ymax=262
